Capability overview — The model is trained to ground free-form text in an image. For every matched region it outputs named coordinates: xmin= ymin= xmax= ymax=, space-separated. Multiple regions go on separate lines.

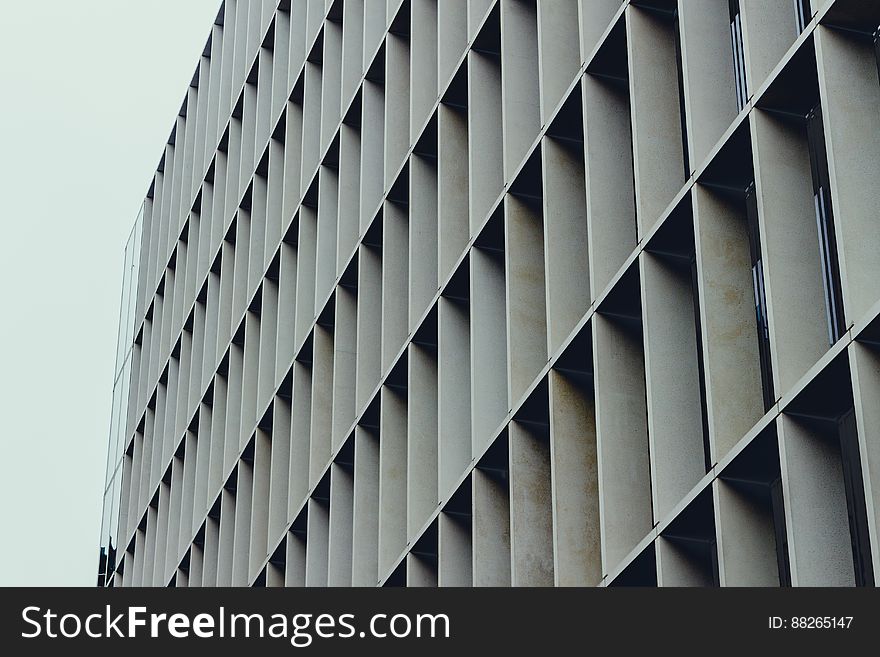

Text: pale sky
xmin=0 ymin=0 xmax=223 ymax=586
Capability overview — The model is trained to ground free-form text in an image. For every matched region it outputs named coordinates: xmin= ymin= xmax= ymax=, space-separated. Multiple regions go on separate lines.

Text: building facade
xmin=98 ymin=0 xmax=880 ymax=587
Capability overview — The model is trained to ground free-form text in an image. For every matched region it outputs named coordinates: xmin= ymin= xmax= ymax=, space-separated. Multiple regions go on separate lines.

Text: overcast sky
xmin=0 ymin=0 xmax=222 ymax=586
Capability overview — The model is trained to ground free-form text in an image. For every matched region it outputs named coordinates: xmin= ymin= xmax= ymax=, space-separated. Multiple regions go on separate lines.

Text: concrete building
xmin=98 ymin=0 xmax=880 ymax=587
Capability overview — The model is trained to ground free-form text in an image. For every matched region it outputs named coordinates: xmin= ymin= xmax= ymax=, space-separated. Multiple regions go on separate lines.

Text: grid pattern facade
xmin=98 ymin=0 xmax=880 ymax=587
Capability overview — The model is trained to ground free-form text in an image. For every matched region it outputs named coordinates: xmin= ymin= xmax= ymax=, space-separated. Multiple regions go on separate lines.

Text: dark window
xmin=673 ymin=10 xmax=690 ymax=178
xmin=838 ymin=408 xmax=874 ymax=586
xmin=769 ymin=477 xmax=791 ymax=586
xmin=805 ymin=104 xmax=846 ymax=345
xmin=794 ymin=0 xmax=811 ymax=34
xmin=745 ymin=182 xmax=775 ymax=410
xmin=874 ymin=26 xmax=880 ymax=83
xmin=97 ymin=547 xmax=108 ymax=588
xmin=728 ymin=0 xmax=748 ymax=111
xmin=107 ymin=543 xmax=117 ymax=580
xmin=690 ymin=256 xmax=711 ymax=472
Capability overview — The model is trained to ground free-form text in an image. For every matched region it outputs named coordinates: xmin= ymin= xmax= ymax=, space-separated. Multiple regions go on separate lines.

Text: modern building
xmin=98 ymin=0 xmax=880 ymax=587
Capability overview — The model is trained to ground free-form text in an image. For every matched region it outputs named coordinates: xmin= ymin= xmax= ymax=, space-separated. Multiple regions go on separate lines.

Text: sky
xmin=0 ymin=0 xmax=223 ymax=586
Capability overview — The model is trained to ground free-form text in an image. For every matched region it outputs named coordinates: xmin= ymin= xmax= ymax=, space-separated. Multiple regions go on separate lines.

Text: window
xmin=805 ymin=104 xmax=846 ymax=345
xmin=794 ymin=0 xmax=811 ymax=34
xmin=673 ymin=9 xmax=690 ymax=178
xmin=874 ymin=26 xmax=880 ymax=87
xmin=745 ymin=182 xmax=775 ymax=410
xmin=729 ymin=0 xmax=748 ymax=111
xmin=838 ymin=408 xmax=874 ymax=586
